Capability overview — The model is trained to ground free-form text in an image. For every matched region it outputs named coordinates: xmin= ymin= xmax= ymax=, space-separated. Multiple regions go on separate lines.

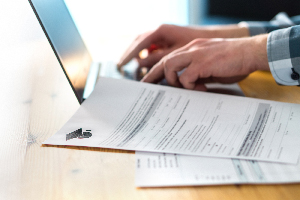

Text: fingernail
xmin=140 ymin=76 xmax=146 ymax=82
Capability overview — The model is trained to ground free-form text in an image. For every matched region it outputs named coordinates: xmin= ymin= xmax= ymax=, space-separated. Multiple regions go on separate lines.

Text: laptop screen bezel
xmin=28 ymin=0 xmax=92 ymax=104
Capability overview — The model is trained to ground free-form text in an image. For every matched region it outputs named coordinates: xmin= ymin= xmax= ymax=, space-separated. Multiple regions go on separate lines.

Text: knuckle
xmin=189 ymin=38 xmax=210 ymax=47
xmin=178 ymin=76 xmax=188 ymax=88
xmin=166 ymin=78 xmax=176 ymax=86
xmin=151 ymin=24 xmax=170 ymax=41
xmin=179 ymin=73 xmax=194 ymax=90
xmin=190 ymin=38 xmax=202 ymax=45
xmin=158 ymin=24 xmax=167 ymax=30
xmin=157 ymin=24 xmax=173 ymax=33
xmin=178 ymin=73 xmax=188 ymax=84
xmin=163 ymin=58 xmax=173 ymax=71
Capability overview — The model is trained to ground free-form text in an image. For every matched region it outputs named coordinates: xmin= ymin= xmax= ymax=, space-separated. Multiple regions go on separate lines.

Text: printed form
xmin=136 ymin=152 xmax=300 ymax=187
xmin=44 ymin=78 xmax=300 ymax=164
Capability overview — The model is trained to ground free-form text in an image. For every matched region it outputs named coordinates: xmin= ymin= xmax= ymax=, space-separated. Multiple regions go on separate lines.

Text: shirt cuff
xmin=267 ymin=27 xmax=299 ymax=85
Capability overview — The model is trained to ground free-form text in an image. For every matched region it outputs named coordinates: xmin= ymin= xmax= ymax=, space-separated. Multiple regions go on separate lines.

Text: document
xmin=44 ymin=78 xmax=300 ymax=164
xmin=135 ymin=152 xmax=300 ymax=187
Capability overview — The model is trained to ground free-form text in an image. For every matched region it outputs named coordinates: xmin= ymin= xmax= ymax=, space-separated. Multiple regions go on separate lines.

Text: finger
xmin=193 ymin=82 xmax=207 ymax=91
xmin=163 ymin=51 xmax=192 ymax=87
xmin=117 ymin=31 xmax=153 ymax=68
xmin=141 ymin=39 xmax=210 ymax=86
xmin=180 ymin=68 xmax=247 ymax=89
xmin=178 ymin=62 xmax=206 ymax=90
xmin=163 ymin=40 xmax=213 ymax=89
xmin=141 ymin=60 xmax=165 ymax=84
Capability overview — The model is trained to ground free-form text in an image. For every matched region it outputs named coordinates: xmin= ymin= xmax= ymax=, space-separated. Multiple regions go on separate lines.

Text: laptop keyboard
xmin=99 ymin=60 xmax=138 ymax=80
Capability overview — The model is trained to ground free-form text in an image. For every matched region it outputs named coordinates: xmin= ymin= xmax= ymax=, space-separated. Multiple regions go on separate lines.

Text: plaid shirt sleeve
xmin=240 ymin=12 xmax=300 ymax=85
xmin=267 ymin=25 xmax=300 ymax=85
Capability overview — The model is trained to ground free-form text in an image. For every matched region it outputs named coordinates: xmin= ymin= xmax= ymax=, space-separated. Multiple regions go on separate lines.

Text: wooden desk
xmin=2 ymin=1 xmax=300 ymax=200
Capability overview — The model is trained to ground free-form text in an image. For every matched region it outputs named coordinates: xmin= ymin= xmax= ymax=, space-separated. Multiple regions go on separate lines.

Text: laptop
xmin=28 ymin=0 xmax=139 ymax=104
xmin=28 ymin=0 xmax=245 ymax=104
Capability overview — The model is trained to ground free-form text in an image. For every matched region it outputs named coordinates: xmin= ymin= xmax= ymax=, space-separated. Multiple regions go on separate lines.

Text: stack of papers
xmin=44 ymin=78 xmax=300 ymax=187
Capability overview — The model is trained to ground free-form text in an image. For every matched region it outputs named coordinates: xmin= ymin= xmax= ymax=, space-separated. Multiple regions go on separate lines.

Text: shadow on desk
xmin=42 ymin=144 xmax=134 ymax=154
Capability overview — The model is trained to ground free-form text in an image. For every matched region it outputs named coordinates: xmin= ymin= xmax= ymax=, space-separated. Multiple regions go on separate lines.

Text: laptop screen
xmin=28 ymin=0 xmax=92 ymax=103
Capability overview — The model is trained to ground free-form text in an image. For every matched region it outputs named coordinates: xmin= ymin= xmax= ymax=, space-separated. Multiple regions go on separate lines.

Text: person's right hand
xmin=117 ymin=24 xmax=249 ymax=70
xmin=141 ymin=34 xmax=269 ymax=91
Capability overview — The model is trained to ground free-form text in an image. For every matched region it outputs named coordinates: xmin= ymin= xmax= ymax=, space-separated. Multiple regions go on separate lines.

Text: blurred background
xmin=8 ymin=0 xmax=298 ymax=62
xmin=63 ymin=0 xmax=299 ymax=61
xmin=64 ymin=0 xmax=189 ymax=61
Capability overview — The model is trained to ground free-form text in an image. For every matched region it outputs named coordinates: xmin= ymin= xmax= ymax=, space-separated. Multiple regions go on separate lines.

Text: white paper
xmin=44 ymin=78 xmax=300 ymax=164
xmin=135 ymin=152 xmax=300 ymax=187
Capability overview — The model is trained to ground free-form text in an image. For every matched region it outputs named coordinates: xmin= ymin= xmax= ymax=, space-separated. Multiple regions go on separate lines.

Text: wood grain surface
xmin=1 ymin=1 xmax=300 ymax=200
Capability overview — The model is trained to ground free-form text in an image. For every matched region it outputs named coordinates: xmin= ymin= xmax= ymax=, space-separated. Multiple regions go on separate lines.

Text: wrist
xmin=246 ymin=34 xmax=269 ymax=72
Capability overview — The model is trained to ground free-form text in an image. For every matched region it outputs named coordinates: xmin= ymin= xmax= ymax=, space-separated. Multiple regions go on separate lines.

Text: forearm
xmin=187 ymin=24 xmax=250 ymax=39
xmin=196 ymin=24 xmax=250 ymax=38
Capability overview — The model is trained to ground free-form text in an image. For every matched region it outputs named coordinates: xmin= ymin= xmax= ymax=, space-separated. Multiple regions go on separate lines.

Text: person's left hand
xmin=141 ymin=34 xmax=269 ymax=91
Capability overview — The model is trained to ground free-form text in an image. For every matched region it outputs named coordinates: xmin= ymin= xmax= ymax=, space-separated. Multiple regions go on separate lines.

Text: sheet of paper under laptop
xmin=44 ymin=77 xmax=300 ymax=164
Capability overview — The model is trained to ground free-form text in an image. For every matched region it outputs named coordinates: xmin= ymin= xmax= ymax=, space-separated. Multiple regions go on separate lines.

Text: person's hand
xmin=117 ymin=24 xmax=249 ymax=70
xmin=141 ymin=34 xmax=269 ymax=91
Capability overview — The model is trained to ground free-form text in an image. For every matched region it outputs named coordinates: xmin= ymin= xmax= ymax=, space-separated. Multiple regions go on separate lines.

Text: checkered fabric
xmin=241 ymin=12 xmax=300 ymax=85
